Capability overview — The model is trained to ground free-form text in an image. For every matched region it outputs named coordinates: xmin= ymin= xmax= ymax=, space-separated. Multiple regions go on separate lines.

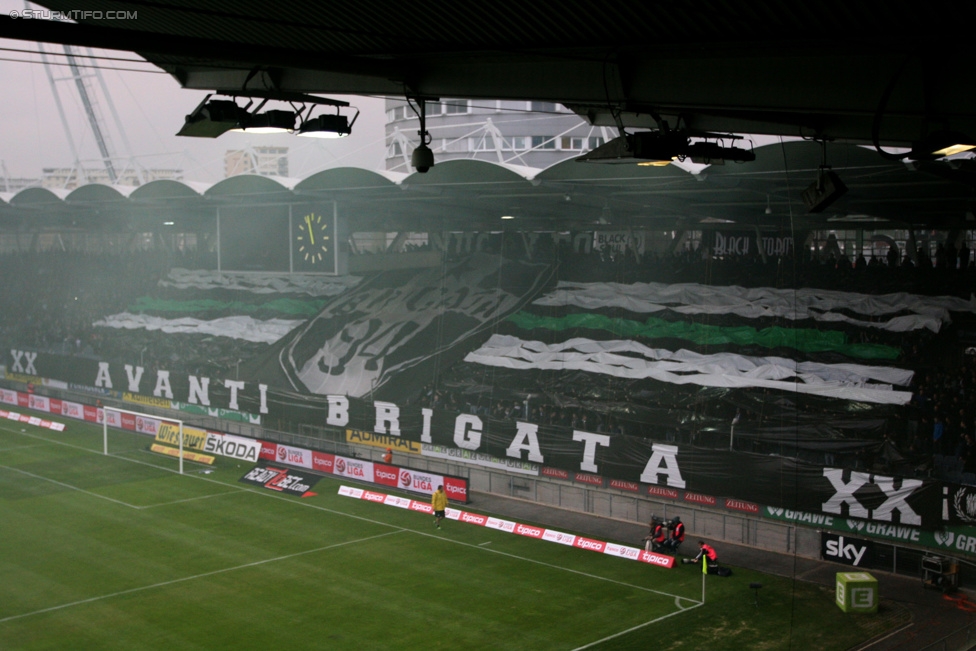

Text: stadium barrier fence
xmin=11 ymin=380 xmax=976 ymax=592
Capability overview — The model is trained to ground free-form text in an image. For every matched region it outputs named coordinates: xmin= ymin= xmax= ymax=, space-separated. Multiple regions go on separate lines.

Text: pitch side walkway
xmin=467 ymin=491 xmax=975 ymax=651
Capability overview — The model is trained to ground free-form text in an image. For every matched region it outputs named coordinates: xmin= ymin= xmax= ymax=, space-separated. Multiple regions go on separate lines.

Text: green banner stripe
xmin=128 ymin=296 xmax=327 ymax=317
xmin=507 ymin=311 xmax=900 ymax=360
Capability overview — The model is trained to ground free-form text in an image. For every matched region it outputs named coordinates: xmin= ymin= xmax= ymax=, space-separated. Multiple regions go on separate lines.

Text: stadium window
xmin=561 ymin=137 xmax=586 ymax=151
xmin=442 ymin=138 xmax=468 ymax=153
xmin=531 ymin=136 xmax=556 ymax=150
xmin=499 ymin=100 xmax=528 ymax=112
xmin=506 ymin=136 xmax=529 ymax=150
xmin=391 ymin=141 xmax=402 ymax=156
xmin=444 ymin=99 xmax=469 ymax=114
xmin=588 ymin=137 xmax=605 ymax=149
xmin=531 ymin=101 xmax=558 ymax=112
xmin=386 ymin=108 xmax=398 ymax=122
xmin=469 ymin=137 xmax=496 ymax=152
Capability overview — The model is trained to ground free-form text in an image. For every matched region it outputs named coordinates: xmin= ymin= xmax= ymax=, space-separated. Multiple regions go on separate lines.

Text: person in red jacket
xmin=665 ymin=516 xmax=685 ymax=553
xmin=693 ymin=540 xmax=718 ymax=566
xmin=643 ymin=515 xmax=666 ymax=552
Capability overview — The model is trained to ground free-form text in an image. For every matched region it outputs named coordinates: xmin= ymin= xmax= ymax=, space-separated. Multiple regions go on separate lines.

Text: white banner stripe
xmin=93 ymin=313 xmax=302 ymax=343
xmin=533 ymin=281 xmax=976 ymax=333
xmin=465 ymin=335 xmax=913 ymax=405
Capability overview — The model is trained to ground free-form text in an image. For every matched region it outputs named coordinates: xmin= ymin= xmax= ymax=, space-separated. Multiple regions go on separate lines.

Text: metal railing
xmin=918 ymin=622 xmax=975 ymax=651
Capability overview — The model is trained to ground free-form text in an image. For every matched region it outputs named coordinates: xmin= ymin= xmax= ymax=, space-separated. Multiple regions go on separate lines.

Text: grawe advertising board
xmin=339 ymin=485 xmax=675 ymax=569
xmin=261 ymin=441 xmax=469 ymax=502
xmin=763 ymin=505 xmax=976 ymax=558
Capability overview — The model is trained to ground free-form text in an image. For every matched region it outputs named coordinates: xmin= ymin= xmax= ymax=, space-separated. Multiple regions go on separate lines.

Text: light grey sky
xmin=0 ymin=7 xmax=388 ymax=183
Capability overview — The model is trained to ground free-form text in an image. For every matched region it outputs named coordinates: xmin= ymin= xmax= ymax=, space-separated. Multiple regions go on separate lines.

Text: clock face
xmin=296 ymin=212 xmax=331 ymax=264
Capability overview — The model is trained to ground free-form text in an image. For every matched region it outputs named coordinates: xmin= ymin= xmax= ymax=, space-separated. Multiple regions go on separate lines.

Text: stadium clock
xmin=296 ymin=212 xmax=331 ymax=265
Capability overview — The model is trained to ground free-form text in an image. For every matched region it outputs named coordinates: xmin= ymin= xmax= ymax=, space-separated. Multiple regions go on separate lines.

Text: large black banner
xmin=5 ymin=346 xmax=942 ymax=529
xmin=706 ymin=230 xmax=795 ymax=258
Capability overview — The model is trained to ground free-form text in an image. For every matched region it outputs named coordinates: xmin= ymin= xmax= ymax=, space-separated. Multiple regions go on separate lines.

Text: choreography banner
xmin=507 ymin=311 xmax=901 ymax=360
xmin=158 ymin=267 xmax=361 ymax=296
xmin=276 ymin=252 xmax=555 ymax=398
xmin=464 ymin=334 xmax=913 ymax=404
xmin=533 ymin=281 xmax=976 ymax=332
xmin=0 ymin=379 xmax=944 ymax=528
xmin=94 ymin=313 xmax=302 ymax=344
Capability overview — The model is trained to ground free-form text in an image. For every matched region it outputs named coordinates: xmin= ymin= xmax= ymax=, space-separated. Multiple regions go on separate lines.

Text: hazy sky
xmin=0 ymin=4 xmax=388 ymax=183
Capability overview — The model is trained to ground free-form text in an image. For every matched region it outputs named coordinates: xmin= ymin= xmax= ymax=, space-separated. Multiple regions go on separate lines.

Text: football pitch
xmin=0 ymin=414 xmax=907 ymax=650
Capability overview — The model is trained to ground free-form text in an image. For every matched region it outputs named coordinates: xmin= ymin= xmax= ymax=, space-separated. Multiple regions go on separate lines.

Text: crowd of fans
xmin=0 ymin=250 xmax=169 ymax=355
xmin=0 ymin=248 xmax=225 ymax=374
xmin=2 ymin=238 xmax=975 ymax=485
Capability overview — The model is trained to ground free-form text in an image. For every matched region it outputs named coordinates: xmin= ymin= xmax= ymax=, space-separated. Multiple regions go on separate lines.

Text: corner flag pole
xmin=702 ymin=556 xmax=707 ymax=603
xmin=178 ymin=422 xmax=184 ymax=475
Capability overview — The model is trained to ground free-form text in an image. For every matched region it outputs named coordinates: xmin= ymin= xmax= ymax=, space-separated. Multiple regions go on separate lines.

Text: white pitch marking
xmin=0 ymin=529 xmax=404 ymax=624
xmin=479 ymin=541 xmax=492 ymax=546
xmin=0 ymin=464 xmax=140 ymax=510
xmin=571 ymin=601 xmax=706 ymax=650
xmin=0 ymin=443 xmax=45 ymax=453
xmin=7 ymin=426 xmax=701 ymax=606
xmin=138 ymin=489 xmax=246 ymax=509
xmin=409 ymin=526 xmax=696 ymax=602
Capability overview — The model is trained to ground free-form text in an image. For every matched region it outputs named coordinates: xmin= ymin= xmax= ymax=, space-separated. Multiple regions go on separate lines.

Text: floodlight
xmin=177 ymin=98 xmax=248 ymax=138
xmin=231 ymin=109 xmax=296 ymax=134
xmin=296 ymin=114 xmax=352 ymax=138
xmin=909 ymin=130 xmax=976 ymax=160
xmin=577 ymin=131 xmax=754 ymax=165
xmin=801 ymin=168 xmax=847 ymax=213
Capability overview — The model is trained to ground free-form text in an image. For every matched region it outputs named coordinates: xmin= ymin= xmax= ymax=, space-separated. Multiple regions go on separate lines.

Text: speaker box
xmin=802 ymin=169 xmax=847 ymax=213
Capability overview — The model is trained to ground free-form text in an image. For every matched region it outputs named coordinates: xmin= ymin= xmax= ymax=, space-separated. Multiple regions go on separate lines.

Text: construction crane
xmin=30 ymin=2 xmax=143 ymax=188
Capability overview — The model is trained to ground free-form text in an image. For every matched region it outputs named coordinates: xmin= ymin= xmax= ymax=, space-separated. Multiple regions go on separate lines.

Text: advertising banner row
xmin=4 ymin=380 xmax=975 ymax=556
xmin=0 ymin=385 xmax=471 ymax=503
xmin=0 ymin=408 xmax=66 ymax=432
xmin=338 ymin=485 xmax=675 ymax=569
xmin=257 ymin=440 xmax=469 ymax=502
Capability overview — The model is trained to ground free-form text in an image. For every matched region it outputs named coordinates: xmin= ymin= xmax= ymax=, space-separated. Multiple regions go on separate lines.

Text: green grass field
xmin=0 ymin=411 xmax=908 ymax=650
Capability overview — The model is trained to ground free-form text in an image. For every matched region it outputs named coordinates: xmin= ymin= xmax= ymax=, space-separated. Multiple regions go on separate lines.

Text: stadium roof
xmin=1 ymin=141 xmax=973 ymax=233
xmin=2 ymin=2 xmax=975 ymax=231
xmin=3 ymin=1 xmax=975 ymax=149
